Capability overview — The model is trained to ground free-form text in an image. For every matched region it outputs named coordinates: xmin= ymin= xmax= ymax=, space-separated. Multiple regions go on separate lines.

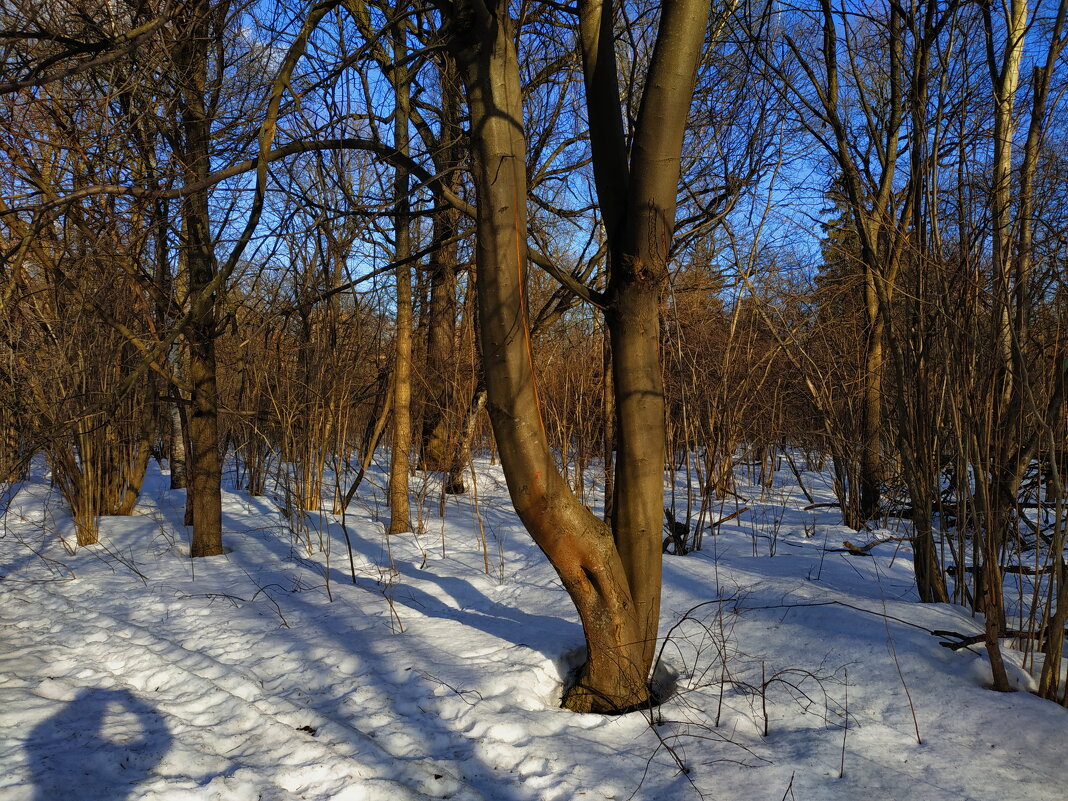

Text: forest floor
xmin=1 ymin=456 xmax=1065 ymax=801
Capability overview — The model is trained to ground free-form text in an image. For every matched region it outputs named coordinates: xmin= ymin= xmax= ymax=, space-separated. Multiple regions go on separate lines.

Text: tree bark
xmin=117 ymin=384 xmax=156 ymax=516
xmin=388 ymin=22 xmax=413 ymax=536
xmin=601 ymin=331 xmax=615 ymax=525
xmin=178 ymin=0 xmax=223 ymax=557
xmin=419 ymin=53 xmax=464 ymax=492
xmin=582 ymin=0 xmax=710 ymax=673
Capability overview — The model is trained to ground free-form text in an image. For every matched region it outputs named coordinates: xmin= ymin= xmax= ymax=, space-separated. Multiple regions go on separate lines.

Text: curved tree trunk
xmin=448 ymin=2 xmax=648 ymax=712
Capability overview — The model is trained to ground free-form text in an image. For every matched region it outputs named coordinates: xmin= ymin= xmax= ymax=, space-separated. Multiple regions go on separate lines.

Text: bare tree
xmin=427 ymin=0 xmax=712 ymax=711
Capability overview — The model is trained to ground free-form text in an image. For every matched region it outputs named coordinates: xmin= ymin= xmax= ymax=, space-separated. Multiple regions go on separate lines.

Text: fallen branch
xmin=932 ymin=628 xmax=1064 ymax=651
xmin=711 ymin=506 xmax=749 ymax=528
xmin=946 ymin=563 xmax=1060 ymax=576
xmin=827 ymin=537 xmax=909 ymax=556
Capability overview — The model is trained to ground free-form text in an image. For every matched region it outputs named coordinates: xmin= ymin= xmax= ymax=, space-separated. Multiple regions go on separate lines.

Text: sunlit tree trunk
xmin=859 ymin=274 xmax=884 ymax=520
xmin=980 ymin=0 xmax=1068 ymax=693
xmin=580 ymin=0 xmax=709 ymax=673
xmin=444 ymin=0 xmax=709 ymax=712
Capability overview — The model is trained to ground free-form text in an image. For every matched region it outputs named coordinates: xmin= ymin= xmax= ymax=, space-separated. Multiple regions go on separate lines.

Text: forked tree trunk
xmin=582 ymin=0 xmax=709 ymax=676
xmin=446 ymin=0 xmax=709 ymax=712
xmin=448 ymin=2 xmax=644 ymax=712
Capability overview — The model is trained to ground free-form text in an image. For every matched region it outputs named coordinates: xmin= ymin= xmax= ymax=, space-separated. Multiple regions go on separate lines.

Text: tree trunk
xmin=606 ymin=283 xmax=664 ymax=673
xmin=585 ymin=0 xmax=710 ymax=674
xmin=117 ymin=385 xmax=157 ymax=515
xmin=419 ymin=250 xmax=458 ymax=471
xmin=168 ymin=335 xmax=188 ymax=493
xmin=601 ymin=331 xmax=615 ymax=525
xmin=179 ymin=0 xmax=223 ymax=557
xmin=420 ymin=53 xmax=464 ymax=486
xmin=859 ymin=274 xmax=883 ymax=520
xmin=388 ymin=23 xmax=413 ymax=536
xmin=448 ymin=2 xmax=650 ymax=712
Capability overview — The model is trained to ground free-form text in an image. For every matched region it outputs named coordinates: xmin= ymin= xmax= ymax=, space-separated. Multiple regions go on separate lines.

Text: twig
xmin=177 ymin=582 xmax=290 ymax=628
xmin=338 ymin=509 xmax=358 ymax=584
xmin=3 ymin=538 xmax=77 ymax=582
xmin=874 ymin=564 xmax=922 ymax=744
xmin=468 ymin=457 xmax=489 ymax=575
xmin=839 ymin=667 xmax=848 ymax=778
xmin=779 ymin=772 xmax=796 ymax=801
xmin=761 ymin=661 xmax=768 ymax=736
xmin=783 ymin=449 xmax=814 ymax=504
xmin=829 ymin=536 xmax=909 ymax=556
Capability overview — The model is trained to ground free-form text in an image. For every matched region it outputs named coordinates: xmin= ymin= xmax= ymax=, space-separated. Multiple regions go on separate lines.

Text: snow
xmin=1 ymin=459 xmax=1065 ymax=801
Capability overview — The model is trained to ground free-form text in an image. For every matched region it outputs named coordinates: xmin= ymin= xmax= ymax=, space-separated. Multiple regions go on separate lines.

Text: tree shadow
xmin=247 ymin=503 xmax=582 ymax=658
xmin=26 ymin=687 xmax=171 ymax=801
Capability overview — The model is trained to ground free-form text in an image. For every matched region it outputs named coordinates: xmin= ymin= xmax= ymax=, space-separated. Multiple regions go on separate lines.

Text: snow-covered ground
xmin=1 ymin=457 xmax=1064 ymax=801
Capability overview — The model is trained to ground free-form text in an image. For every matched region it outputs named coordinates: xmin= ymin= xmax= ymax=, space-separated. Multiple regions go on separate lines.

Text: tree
xmin=435 ymin=0 xmax=711 ymax=712
xmin=387 ymin=12 xmax=414 ymax=537
xmin=765 ymin=0 xmax=917 ymax=525
xmin=173 ymin=0 xmax=225 ymax=557
xmin=977 ymin=0 xmax=1068 ymax=693
xmin=417 ymin=50 xmax=469 ymax=495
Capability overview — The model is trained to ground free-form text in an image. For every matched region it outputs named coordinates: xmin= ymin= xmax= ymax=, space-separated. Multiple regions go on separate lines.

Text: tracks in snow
xmin=1 ymin=578 xmax=484 ymax=801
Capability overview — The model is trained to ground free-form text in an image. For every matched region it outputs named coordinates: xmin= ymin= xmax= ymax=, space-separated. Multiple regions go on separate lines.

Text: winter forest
xmin=1 ymin=0 xmax=1067 ymax=799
